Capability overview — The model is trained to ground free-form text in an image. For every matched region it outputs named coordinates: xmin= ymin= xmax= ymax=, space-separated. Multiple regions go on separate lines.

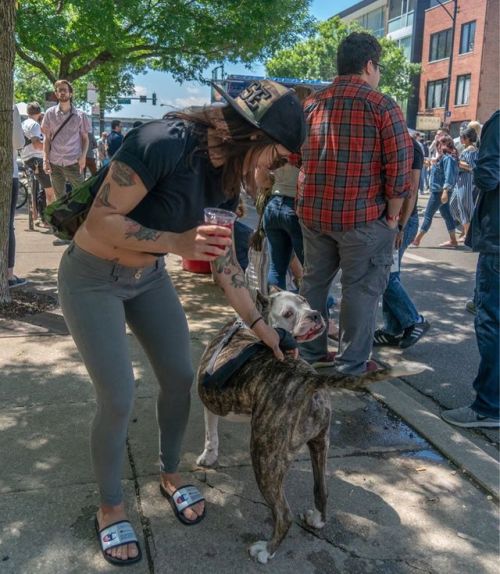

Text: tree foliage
xmin=16 ymin=0 xmax=314 ymax=84
xmin=266 ymin=17 xmax=420 ymax=102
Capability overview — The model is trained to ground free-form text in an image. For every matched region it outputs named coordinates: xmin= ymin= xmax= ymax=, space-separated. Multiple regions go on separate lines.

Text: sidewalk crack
xmin=126 ymin=438 xmax=155 ymax=573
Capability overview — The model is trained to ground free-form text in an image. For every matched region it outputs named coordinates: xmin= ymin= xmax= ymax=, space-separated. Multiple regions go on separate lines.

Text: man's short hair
xmin=54 ymin=79 xmax=73 ymax=94
xmin=111 ymin=120 xmax=121 ymax=130
xmin=337 ymin=32 xmax=382 ymax=76
xmin=27 ymin=102 xmax=42 ymax=116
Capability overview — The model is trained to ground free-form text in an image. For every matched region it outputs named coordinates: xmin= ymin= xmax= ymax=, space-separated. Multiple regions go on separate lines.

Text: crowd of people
xmin=7 ymin=31 xmax=498 ymax=567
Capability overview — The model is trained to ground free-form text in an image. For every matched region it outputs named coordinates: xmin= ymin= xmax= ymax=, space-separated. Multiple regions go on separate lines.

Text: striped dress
xmin=450 ymin=146 xmax=479 ymax=225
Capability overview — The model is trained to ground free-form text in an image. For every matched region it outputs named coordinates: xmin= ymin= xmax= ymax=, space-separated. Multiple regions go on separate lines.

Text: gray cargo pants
xmin=299 ymin=218 xmax=396 ymax=374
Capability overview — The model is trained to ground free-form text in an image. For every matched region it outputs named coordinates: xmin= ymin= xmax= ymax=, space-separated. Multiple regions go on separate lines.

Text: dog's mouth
xmin=295 ymin=323 xmax=325 ymax=342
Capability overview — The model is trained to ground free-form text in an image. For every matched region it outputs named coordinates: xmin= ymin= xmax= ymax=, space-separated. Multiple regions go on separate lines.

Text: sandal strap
xmin=171 ymin=485 xmax=205 ymax=513
xmin=98 ymin=520 xmax=138 ymax=551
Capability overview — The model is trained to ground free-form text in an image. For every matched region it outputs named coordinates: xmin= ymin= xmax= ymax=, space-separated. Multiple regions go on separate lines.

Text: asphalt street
xmin=242 ymin=194 xmax=498 ymax=455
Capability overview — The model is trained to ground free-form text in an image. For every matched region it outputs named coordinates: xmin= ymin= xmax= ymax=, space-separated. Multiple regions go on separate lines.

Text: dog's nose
xmin=311 ymin=312 xmax=321 ymax=323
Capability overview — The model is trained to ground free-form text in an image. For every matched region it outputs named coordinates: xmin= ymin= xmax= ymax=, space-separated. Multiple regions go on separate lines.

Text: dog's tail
xmin=320 ymin=360 xmax=415 ymax=391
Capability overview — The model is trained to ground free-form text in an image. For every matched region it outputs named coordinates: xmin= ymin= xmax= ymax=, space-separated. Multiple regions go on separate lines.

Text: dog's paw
xmin=196 ymin=449 xmax=218 ymax=467
xmin=300 ymin=509 xmax=325 ymax=529
xmin=248 ymin=541 xmax=275 ymax=564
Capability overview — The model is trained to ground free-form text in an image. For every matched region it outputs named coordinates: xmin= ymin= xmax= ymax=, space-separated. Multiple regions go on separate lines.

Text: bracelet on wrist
xmin=249 ymin=316 xmax=264 ymax=330
xmin=398 ymin=223 xmax=404 ymax=232
xmin=386 ymin=213 xmax=400 ymax=222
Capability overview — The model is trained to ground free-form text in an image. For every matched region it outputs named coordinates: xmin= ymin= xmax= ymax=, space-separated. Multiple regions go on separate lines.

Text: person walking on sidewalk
xmin=373 ymin=136 xmax=430 ymax=349
xmin=41 ymin=79 xmax=90 ymax=199
xmin=8 ymin=105 xmax=28 ymax=289
xmin=297 ymin=32 xmax=413 ymax=374
xmin=106 ymin=119 xmax=123 ymax=158
xmin=21 ymin=102 xmax=56 ymax=212
xmin=441 ymin=110 xmax=499 ymax=429
xmin=449 ymin=127 xmax=479 ymax=242
xmin=412 ymin=135 xmax=459 ymax=248
xmin=57 ymin=80 xmax=305 ymax=566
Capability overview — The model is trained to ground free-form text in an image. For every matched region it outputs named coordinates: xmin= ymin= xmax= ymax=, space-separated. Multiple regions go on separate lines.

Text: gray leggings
xmin=58 ymin=243 xmax=194 ymax=506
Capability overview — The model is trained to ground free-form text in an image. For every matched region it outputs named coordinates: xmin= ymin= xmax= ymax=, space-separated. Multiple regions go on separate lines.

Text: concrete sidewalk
xmin=0 ymin=213 xmax=498 ymax=574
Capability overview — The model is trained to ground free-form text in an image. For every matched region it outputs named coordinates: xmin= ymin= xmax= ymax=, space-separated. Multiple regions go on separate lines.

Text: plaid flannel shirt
xmin=296 ymin=75 xmax=412 ymax=232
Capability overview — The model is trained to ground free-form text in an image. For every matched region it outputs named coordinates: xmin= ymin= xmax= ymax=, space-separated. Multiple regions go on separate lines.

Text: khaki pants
xmin=299 ymin=218 xmax=397 ymax=374
xmin=49 ymin=162 xmax=84 ymax=199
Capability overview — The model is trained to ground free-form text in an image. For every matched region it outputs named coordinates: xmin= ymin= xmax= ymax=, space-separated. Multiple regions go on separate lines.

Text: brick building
xmin=417 ymin=0 xmax=499 ymax=135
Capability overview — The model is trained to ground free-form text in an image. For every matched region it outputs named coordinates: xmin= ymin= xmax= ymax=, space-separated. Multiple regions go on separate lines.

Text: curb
xmin=370 ymin=380 xmax=499 ymax=498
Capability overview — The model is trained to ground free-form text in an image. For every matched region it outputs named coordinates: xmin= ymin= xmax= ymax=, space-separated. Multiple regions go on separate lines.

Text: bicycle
xmin=16 ymin=178 xmax=29 ymax=209
xmin=16 ymin=161 xmax=41 ymax=231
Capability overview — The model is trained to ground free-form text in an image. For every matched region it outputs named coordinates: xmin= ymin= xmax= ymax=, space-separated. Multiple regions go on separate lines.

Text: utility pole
xmin=435 ymin=0 xmax=458 ymax=127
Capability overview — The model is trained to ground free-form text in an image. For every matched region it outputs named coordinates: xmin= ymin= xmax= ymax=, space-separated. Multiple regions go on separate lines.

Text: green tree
xmin=14 ymin=57 xmax=136 ymax=113
xmin=266 ymin=17 xmax=420 ymax=102
xmin=16 ymin=0 xmax=313 ymax=85
xmin=0 ymin=0 xmax=16 ymax=303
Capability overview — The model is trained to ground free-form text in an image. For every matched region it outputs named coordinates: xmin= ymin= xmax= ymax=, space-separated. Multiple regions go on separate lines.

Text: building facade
xmin=417 ymin=0 xmax=499 ymax=135
xmin=336 ymin=0 xmax=431 ymax=128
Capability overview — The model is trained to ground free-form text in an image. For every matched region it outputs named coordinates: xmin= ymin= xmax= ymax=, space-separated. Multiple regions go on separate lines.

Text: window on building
xmin=426 ymin=78 xmax=448 ymax=108
xmin=455 ymin=74 xmax=471 ymax=105
xmin=355 ymin=7 xmax=385 ymax=37
xmin=388 ymin=0 xmax=414 ymax=33
xmin=429 ymin=29 xmax=452 ymax=61
xmin=459 ymin=21 xmax=476 ymax=54
xmin=398 ymin=36 xmax=412 ymax=59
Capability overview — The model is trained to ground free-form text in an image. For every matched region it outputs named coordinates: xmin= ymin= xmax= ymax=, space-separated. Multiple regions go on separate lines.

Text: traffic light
xmin=139 ymin=95 xmax=147 ymax=103
xmin=152 ymin=92 xmax=157 ymax=105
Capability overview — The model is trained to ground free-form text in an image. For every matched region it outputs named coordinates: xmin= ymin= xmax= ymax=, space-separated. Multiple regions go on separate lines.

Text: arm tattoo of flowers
xmin=111 ymin=161 xmax=136 ymax=186
xmin=124 ymin=217 xmax=161 ymax=241
xmin=214 ymin=247 xmax=245 ymax=288
xmin=94 ymin=182 xmax=116 ymax=208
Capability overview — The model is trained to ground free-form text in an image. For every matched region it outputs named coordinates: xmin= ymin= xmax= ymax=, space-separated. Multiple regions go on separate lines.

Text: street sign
xmin=446 ymin=111 xmax=452 ymax=117
xmin=117 ymin=98 xmax=131 ymax=105
xmin=416 ymin=115 xmax=442 ymax=131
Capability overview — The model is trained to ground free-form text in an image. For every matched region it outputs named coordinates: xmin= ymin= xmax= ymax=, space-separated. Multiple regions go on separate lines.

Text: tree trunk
xmin=0 ymin=1 xmax=16 ymax=304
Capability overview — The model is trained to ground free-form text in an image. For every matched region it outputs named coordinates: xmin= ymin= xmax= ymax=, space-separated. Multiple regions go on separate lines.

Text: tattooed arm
xmin=212 ymin=243 xmax=286 ymax=361
xmin=84 ymin=160 xmax=231 ymax=259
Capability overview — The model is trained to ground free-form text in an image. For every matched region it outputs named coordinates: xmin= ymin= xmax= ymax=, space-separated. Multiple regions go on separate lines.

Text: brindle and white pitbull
xmin=196 ymin=291 xmax=393 ymax=564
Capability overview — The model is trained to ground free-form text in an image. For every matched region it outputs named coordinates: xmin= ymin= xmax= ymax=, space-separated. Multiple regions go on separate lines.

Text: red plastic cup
xmin=203 ymin=207 xmax=237 ymax=230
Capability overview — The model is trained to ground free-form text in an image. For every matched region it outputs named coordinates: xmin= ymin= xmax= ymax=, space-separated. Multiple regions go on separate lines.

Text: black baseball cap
xmin=211 ymin=79 xmax=306 ymax=153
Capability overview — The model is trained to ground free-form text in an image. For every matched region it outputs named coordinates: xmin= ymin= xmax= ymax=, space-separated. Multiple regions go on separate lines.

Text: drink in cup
xmin=203 ymin=207 xmax=237 ymax=230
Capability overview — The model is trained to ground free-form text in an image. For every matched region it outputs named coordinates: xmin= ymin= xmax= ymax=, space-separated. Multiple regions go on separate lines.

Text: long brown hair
xmin=436 ymin=134 xmax=458 ymax=159
xmin=165 ymin=105 xmax=282 ymax=198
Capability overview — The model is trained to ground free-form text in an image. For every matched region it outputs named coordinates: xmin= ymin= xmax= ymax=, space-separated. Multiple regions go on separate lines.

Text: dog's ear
xmin=255 ymin=290 xmax=270 ymax=316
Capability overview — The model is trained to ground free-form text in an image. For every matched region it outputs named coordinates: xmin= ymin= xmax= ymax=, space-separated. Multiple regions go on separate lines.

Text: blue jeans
xmin=420 ymin=192 xmax=456 ymax=233
xmin=382 ymin=215 xmax=420 ymax=335
xmin=471 ymin=253 xmax=499 ymax=418
xmin=263 ymin=196 xmax=304 ymax=289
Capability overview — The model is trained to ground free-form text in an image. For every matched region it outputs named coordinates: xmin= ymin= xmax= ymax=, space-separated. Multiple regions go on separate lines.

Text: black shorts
xmin=24 ymin=157 xmax=52 ymax=189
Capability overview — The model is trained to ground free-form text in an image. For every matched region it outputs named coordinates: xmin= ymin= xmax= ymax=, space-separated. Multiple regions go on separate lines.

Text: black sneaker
xmin=399 ymin=318 xmax=430 ymax=349
xmin=373 ymin=329 xmax=401 ymax=347
xmin=8 ymin=276 xmax=28 ymax=289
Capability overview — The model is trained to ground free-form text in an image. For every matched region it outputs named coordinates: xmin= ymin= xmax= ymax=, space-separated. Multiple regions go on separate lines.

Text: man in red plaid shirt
xmin=297 ymin=32 xmax=413 ymax=374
